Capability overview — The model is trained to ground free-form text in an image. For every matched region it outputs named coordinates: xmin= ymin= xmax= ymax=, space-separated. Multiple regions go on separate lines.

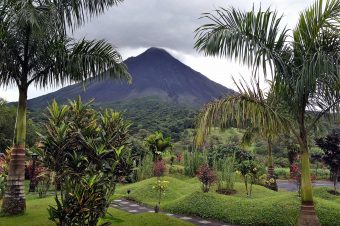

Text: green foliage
xmin=104 ymin=97 xmax=197 ymax=141
xmin=117 ymin=175 xmax=340 ymax=226
xmin=194 ymin=0 xmax=340 ymax=206
xmin=207 ymin=145 xmax=242 ymax=166
xmin=168 ymin=165 xmax=184 ymax=175
xmin=49 ymin=173 xmax=114 ymax=226
xmin=136 ymin=155 xmax=154 ymax=181
xmin=145 ymin=131 xmax=172 ymax=161
xmin=183 ymin=151 xmax=207 ymax=177
xmin=0 ymin=174 xmax=5 ymax=199
xmin=0 ymin=102 xmax=38 ymax=152
xmin=237 ymin=159 xmax=263 ymax=197
xmin=315 ymin=129 xmax=340 ymax=192
xmin=0 ymin=196 xmax=195 ymax=226
xmin=36 ymin=171 xmax=54 ymax=198
xmin=38 ymin=98 xmax=132 ymax=225
xmin=215 ymin=156 xmax=236 ymax=192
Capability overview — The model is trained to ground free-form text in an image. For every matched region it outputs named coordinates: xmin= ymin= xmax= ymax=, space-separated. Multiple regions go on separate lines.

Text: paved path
xmin=111 ymin=198 xmax=237 ymax=226
xmin=277 ymin=180 xmax=339 ymax=191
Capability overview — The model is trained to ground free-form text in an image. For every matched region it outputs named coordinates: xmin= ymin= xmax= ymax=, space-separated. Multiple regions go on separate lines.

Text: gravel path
xmin=277 ymin=180 xmax=339 ymax=191
xmin=111 ymin=198 xmax=238 ymax=226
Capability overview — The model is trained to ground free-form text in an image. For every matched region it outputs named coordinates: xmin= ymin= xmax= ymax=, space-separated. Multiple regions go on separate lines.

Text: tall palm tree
xmin=195 ymin=79 xmax=290 ymax=186
xmin=195 ymin=1 xmax=340 ymax=225
xmin=0 ymin=0 xmax=130 ymax=215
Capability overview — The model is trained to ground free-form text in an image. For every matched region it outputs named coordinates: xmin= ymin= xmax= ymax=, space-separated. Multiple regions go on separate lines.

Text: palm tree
xmin=195 ymin=1 xmax=340 ymax=225
xmin=145 ymin=131 xmax=172 ymax=161
xmin=0 ymin=0 xmax=130 ymax=215
xmin=195 ymin=80 xmax=289 ymax=189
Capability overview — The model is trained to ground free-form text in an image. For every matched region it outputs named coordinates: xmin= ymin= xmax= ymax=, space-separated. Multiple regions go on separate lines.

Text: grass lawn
xmin=116 ymin=176 xmax=340 ymax=226
xmin=0 ymin=194 xmax=194 ymax=226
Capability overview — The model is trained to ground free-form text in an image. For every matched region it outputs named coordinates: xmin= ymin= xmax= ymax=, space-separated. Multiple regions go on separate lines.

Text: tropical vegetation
xmin=194 ymin=0 xmax=340 ymax=224
xmin=0 ymin=0 xmax=130 ymax=215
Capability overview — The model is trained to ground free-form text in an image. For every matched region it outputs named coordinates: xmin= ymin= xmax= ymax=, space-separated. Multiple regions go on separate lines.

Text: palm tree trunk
xmin=2 ymin=87 xmax=27 ymax=215
xmin=297 ymin=133 xmax=320 ymax=226
xmin=334 ymin=169 xmax=338 ymax=194
xmin=267 ymin=138 xmax=274 ymax=178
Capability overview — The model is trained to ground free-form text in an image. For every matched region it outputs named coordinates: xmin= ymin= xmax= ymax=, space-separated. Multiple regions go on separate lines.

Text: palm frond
xmin=195 ymin=79 xmax=291 ymax=147
xmin=195 ymin=6 xmax=289 ymax=77
xmin=31 ymin=38 xmax=131 ymax=88
xmin=53 ymin=0 xmax=124 ymax=31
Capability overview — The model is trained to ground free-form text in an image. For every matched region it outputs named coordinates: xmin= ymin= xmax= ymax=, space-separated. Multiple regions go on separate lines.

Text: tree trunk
xmin=297 ymin=135 xmax=320 ymax=226
xmin=2 ymin=87 xmax=27 ymax=215
xmin=267 ymin=138 xmax=274 ymax=178
xmin=334 ymin=169 xmax=338 ymax=194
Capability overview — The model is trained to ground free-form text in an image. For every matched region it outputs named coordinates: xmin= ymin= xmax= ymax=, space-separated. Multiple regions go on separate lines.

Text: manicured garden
xmin=1 ymin=0 xmax=340 ymax=226
xmin=116 ymin=176 xmax=340 ymax=226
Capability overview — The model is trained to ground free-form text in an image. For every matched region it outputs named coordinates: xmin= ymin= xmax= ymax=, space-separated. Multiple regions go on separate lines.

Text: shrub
xmin=197 ymin=163 xmax=217 ymax=193
xmin=49 ymin=172 xmax=114 ymax=226
xmin=153 ymin=159 xmax=166 ymax=177
xmin=176 ymin=153 xmax=183 ymax=163
xmin=36 ymin=170 xmax=55 ymax=198
xmin=38 ymin=98 xmax=131 ymax=226
xmin=0 ymin=148 xmax=11 ymax=175
xmin=237 ymin=159 xmax=261 ymax=197
xmin=215 ymin=156 xmax=236 ymax=194
xmin=136 ymin=154 xmax=154 ymax=181
xmin=184 ymin=151 xmax=206 ymax=177
xmin=274 ymin=168 xmax=290 ymax=179
xmin=169 ymin=165 xmax=184 ymax=175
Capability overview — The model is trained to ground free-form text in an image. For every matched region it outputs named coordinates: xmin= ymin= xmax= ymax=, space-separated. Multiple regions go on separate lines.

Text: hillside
xmin=27 ymin=47 xmax=234 ymax=108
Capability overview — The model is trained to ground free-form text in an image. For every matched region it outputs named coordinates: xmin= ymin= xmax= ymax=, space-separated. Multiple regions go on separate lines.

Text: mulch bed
xmin=216 ymin=188 xmax=237 ymax=195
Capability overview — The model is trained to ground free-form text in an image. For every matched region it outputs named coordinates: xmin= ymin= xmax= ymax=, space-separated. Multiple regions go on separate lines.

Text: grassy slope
xmin=116 ymin=176 xmax=340 ymax=226
xmin=0 ymin=194 xmax=193 ymax=226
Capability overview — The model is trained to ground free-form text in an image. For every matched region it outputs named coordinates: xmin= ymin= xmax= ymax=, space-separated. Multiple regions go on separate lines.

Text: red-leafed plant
xmin=153 ymin=160 xmax=166 ymax=177
xmin=291 ymin=163 xmax=316 ymax=196
xmin=27 ymin=163 xmax=47 ymax=185
xmin=176 ymin=153 xmax=183 ymax=163
xmin=196 ymin=163 xmax=217 ymax=193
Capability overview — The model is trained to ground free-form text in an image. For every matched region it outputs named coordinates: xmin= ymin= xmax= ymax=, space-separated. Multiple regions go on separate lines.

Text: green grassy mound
xmin=116 ymin=176 xmax=200 ymax=206
xmin=116 ymin=176 xmax=340 ymax=226
xmin=0 ymin=194 xmax=193 ymax=226
xmin=166 ymin=191 xmax=299 ymax=226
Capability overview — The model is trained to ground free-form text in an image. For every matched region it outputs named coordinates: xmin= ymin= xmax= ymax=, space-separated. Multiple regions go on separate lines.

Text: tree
xmin=315 ymin=129 xmax=340 ymax=194
xmin=196 ymin=80 xmax=289 ymax=191
xmin=0 ymin=0 xmax=130 ymax=215
xmin=145 ymin=131 xmax=172 ymax=161
xmin=227 ymin=81 xmax=286 ymax=183
xmin=194 ymin=1 xmax=340 ymax=224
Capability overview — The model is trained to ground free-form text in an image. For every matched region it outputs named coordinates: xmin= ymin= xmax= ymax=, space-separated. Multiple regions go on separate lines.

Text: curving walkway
xmin=111 ymin=199 xmax=238 ymax=226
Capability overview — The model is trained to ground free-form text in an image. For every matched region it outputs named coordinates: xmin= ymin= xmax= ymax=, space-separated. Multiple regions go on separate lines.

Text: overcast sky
xmin=0 ymin=0 xmax=311 ymax=102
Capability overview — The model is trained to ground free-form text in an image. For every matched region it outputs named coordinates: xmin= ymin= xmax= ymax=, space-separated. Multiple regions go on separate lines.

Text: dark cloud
xmin=75 ymin=0 xmax=308 ymax=54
